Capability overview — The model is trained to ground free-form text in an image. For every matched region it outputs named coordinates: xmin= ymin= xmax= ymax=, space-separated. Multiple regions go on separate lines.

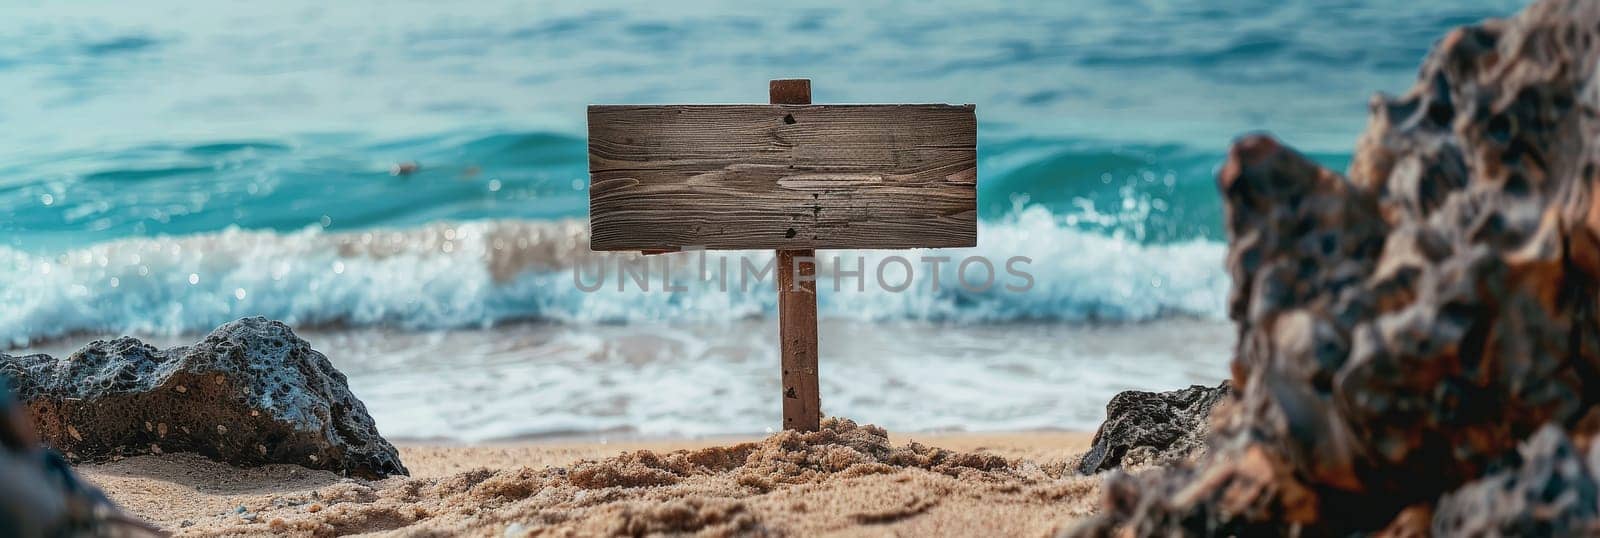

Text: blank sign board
xmin=587 ymin=104 xmax=977 ymax=251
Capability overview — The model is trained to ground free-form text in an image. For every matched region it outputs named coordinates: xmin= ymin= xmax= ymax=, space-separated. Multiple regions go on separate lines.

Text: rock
xmin=0 ymin=317 xmax=407 ymax=479
xmin=1072 ymin=0 xmax=1600 ymax=535
xmin=1431 ymin=425 xmax=1600 ymax=536
xmin=1076 ymin=382 xmax=1230 ymax=474
xmin=0 ymin=376 xmax=159 ymax=537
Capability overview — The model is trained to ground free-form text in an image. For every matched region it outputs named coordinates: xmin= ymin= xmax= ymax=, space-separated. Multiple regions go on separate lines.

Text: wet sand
xmin=79 ymin=420 xmax=1097 ymax=536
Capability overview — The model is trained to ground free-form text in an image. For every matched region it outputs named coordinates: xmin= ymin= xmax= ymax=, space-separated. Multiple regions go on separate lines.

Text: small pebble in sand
xmin=217 ymin=424 xmax=228 ymax=435
xmin=269 ymin=518 xmax=285 ymax=530
xmin=235 ymin=505 xmax=247 ymax=514
xmin=308 ymin=503 xmax=322 ymax=513
xmin=179 ymin=520 xmax=193 ymax=528
xmin=175 ymin=385 xmax=187 ymax=393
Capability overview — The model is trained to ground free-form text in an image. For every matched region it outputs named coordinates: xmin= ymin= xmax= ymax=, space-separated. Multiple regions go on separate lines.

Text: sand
xmin=76 ymin=419 xmax=1098 ymax=537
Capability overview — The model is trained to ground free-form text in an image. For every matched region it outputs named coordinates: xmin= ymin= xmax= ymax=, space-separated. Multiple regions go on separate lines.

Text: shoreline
xmin=12 ymin=318 xmax=1231 ymax=442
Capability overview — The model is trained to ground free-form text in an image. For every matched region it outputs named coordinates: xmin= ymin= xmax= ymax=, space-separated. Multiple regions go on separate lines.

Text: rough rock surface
xmin=0 ymin=376 xmax=157 ymax=537
xmin=1076 ymin=382 xmax=1230 ymax=474
xmin=1431 ymin=425 xmax=1600 ymax=536
xmin=0 ymin=317 xmax=407 ymax=479
xmin=1073 ymin=0 xmax=1600 ymax=535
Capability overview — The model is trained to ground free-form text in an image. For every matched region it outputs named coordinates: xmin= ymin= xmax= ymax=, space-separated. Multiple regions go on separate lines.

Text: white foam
xmin=296 ymin=318 xmax=1234 ymax=441
xmin=0 ymin=209 xmax=1228 ymax=347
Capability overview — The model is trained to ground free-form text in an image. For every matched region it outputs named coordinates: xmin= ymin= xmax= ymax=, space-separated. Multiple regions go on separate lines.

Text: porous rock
xmin=0 ymin=317 xmax=407 ymax=479
xmin=1072 ymin=0 xmax=1600 ymax=534
xmin=1430 ymin=425 xmax=1600 ymax=536
xmin=0 ymin=376 xmax=156 ymax=537
xmin=1076 ymin=382 xmax=1230 ymax=474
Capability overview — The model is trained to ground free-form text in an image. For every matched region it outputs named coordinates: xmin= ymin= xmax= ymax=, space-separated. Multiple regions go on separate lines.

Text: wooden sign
xmin=587 ymin=80 xmax=978 ymax=432
xmin=587 ymin=97 xmax=976 ymax=251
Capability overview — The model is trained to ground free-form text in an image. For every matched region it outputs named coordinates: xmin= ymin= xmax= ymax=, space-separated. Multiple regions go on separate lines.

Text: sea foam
xmin=0 ymin=207 xmax=1227 ymax=347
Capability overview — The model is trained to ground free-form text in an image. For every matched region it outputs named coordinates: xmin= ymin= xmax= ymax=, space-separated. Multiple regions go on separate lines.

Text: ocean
xmin=0 ymin=0 xmax=1529 ymax=440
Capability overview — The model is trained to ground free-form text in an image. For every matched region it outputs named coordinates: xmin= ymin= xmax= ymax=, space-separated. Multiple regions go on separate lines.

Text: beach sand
xmin=77 ymin=420 xmax=1097 ymax=536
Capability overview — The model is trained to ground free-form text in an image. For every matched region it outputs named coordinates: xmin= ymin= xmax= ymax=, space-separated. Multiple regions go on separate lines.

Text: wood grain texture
xmin=587 ymin=104 xmax=977 ymax=250
xmin=777 ymin=249 xmax=820 ymax=432
xmin=770 ymin=79 xmax=821 ymax=433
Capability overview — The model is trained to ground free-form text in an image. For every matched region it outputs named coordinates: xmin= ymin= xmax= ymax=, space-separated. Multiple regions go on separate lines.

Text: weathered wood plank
xmin=587 ymin=103 xmax=977 ymax=250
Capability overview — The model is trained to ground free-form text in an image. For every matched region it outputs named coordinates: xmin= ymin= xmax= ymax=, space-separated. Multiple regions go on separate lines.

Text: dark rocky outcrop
xmin=1430 ymin=425 xmax=1600 ymax=536
xmin=0 ymin=317 xmax=407 ymax=479
xmin=1072 ymin=0 xmax=1600 ymax=535
xmin=1076 ymin=382 xmax=1230 ymax=474
xmin=0 ymin=376 xmax=159 ymax=537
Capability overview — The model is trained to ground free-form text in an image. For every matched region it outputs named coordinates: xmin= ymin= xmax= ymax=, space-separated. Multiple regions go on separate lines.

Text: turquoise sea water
xmin=0 ymin=0 xmax=1534 ymax=437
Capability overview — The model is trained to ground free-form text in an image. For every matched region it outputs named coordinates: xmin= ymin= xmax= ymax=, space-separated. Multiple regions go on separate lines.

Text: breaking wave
xmin=0 ymin=207 xmax=1227 ymax=347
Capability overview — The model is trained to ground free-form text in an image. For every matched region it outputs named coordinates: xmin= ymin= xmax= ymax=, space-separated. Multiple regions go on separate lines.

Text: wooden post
xmin=771 ymin=79 xmax=821 ymax=432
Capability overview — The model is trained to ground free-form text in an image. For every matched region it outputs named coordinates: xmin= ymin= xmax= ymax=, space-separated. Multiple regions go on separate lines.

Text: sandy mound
xmin=90 ymin=419 xmax=1096 ymax=536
